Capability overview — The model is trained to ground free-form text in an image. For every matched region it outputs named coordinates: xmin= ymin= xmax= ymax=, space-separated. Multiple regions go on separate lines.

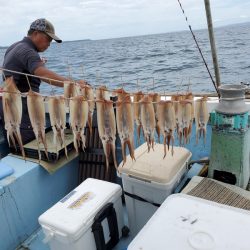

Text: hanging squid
xmin=77 ymin=84 xmax=95 ymax=134
xmin=2 ymin=77 xmax=25 ymax=158
xmin=116 ymin=93 xmax=135 ymax=165
xmin=149 ymin=93 xmax=161 ymax=143
xmin=157 ymin=100 xmax=176 ymax=157
xmin=48 ymin=95 xmax=67 ymax=158
xmin=69 ymin=96 xmax=88 ymax=153
xmin=140 ymin=95 xmax=156 ymax=152
xmin=133 ymin=91 xmax=144 ymax=144
xmin=96 ymin=95 xmax=117 ymax=172
xmin=27 ymin=90 xmax=48 ymax=161
xmin=195 ymin=96 xmax=209 ymax=144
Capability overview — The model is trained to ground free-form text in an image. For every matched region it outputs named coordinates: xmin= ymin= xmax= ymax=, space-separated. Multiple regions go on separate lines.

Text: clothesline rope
xmin=0 ymin=67 xmax=208 ymax=103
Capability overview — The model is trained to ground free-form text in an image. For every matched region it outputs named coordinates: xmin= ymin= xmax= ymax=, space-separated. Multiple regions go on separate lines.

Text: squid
xmin=195 ymin=96 xmax=209 ymax=144
xmin=2 ymin=77 xmax=25 ymax=158
xmin=172 ymin=94 xmax=192 ymax=145
xmin=116 ymin=94 xmax=135 ymax=165
xmin=177 ymin=101 xmax=184 ymax=145
xmin=77 ymin=84 xmax=95 ymax=134
xmin=171 ymin=94 xmax=182 ymax=137
xmin=157 ymin=101 xmax=176 ymax=157
xmin=27 ymin=90 xmax=48 ymax=161
xmin=64 ymin=81 xmax=77 ymax=107
xmin=133 ymin=91 xmax=144 ymax=144
xmin=179 ymin=100 xmax=193 ymax=145
xmin=185 ymin=92 xmax=194 ymax=120
xmin=48 ymin=95 xmax=67 ymax=158
xmin=96 ymin=85 xmax=109 ymax=101
xmin=149 ymin=93 xmax=161 ymax=142
xmin=69 ymin=96 xmax=88 ymax=153
xmin=113 ymin=88 xmax=128 ymax=101
xmin=140 ymin=95 xmax=155 ymax=152
xmin=96 ymin=99 xmax=117 ymax=172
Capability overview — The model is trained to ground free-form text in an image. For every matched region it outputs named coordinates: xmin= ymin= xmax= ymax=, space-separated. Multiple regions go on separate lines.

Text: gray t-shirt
xmin=3 ymin=37 xmax=43 ymax=92
xmin=0 ymin=37 xmax=44 ymax=143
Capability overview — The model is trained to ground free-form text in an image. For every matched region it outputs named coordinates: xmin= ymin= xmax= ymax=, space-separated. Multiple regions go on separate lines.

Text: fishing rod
xmin=177 ymin=0 xmax=220 ymax=97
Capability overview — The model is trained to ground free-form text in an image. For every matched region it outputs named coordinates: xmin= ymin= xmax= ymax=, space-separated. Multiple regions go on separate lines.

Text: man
xmin=0 ymin=18 xmax=86 ymax=144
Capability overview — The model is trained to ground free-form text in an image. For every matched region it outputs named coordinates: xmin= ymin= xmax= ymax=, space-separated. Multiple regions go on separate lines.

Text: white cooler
xmin=38 ymin=178 xmax=125 ymax=250
xmin=118 ymin=143 xmax=192 ymax=237
xmin=128 ymin=194 xmax=250 ymax=250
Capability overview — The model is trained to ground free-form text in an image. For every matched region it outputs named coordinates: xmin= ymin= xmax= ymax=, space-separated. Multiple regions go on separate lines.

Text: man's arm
xmin=34 ymin=66 xmax=68 ymax=87
xmin=34 ymin=66 xmax=89 ymax=88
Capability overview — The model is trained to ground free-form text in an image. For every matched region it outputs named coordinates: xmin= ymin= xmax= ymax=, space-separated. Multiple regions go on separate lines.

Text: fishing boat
xmin=1 ymin=1 xmax=250 ymax=250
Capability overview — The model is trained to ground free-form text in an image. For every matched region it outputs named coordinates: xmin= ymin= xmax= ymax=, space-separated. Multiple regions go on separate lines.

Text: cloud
xmin=0 ymin=0 xmax=249 ymax=46
xmin=240 ymin=15 xmax=248 ymax=19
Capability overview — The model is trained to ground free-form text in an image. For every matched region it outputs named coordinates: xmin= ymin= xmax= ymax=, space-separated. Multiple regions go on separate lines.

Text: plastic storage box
xmin=38 ymin=178 xmax=125 ymax=250
xmin=118 ymin=143 xmax=191 ymax=237
xmin=128 ymin=193 xmax=250 ymax=250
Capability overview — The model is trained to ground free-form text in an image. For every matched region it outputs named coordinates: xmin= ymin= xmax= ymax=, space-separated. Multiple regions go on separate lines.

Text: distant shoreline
xmin=63 ymin=39 xmax=92 ymax=43
xmin=63 ymin=21 xmax=250 ymax=43
xmin=1 ymin=21 xmax=250 ymax=47
xmin=45 ymin=21 xmax=250 ymax=43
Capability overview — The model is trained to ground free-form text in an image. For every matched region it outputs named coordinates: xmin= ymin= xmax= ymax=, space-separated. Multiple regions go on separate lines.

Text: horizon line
xmin=0 ymin=20 xmax=249 ymax=48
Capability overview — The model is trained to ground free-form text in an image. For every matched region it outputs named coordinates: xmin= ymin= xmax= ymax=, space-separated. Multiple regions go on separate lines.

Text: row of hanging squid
xmin=1 ymin=77 xmax=209 ymax=172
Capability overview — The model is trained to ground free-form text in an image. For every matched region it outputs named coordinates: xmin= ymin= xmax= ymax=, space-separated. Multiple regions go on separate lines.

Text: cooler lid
xmin=38 ymin=178 xmax=122 ymax=239
xmin=119 ymin=143 xmax=191 ymax=184
xmin=128 ymin=194 xmax=250 ymax=250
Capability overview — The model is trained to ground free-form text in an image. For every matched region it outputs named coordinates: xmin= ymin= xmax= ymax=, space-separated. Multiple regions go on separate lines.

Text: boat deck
xmin=1 ymin=122 xmax=212 ymax=250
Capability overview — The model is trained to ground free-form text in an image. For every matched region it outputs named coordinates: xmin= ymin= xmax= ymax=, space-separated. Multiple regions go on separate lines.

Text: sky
xmin=0 ymin=0 xmax=250 ymax=46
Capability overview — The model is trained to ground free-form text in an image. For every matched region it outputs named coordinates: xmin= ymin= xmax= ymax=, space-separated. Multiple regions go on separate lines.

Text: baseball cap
xmin=30 ymin=18 xmax=62 ymax=43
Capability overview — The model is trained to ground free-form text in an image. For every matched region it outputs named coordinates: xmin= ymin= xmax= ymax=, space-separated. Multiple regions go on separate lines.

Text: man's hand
xmin=41 ymin=57 xmax=47 ymax=64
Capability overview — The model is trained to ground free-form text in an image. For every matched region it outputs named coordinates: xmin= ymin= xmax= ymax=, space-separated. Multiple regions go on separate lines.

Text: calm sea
xmin=1 ymin=22 xmax=250 ymax=95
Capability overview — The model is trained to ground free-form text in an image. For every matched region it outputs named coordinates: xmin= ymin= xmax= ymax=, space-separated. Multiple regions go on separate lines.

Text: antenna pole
xmin=204 ymin=0 xmax=221 ymax=87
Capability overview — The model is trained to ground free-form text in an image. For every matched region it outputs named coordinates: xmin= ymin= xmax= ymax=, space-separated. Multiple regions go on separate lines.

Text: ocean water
xmin=1 ymin=22 xmax=250 ymax=95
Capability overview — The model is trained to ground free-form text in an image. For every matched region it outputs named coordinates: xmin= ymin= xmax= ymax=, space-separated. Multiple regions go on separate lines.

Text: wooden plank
xmin=96 ymin=127 xmax=102 ymax=180
xmin=89 ymin=125 xmax=95 ymax=178
xmin=78 ymin=108 xmax=119 ymax=184
xmin=85 ymin=127 xmax=91 ymax=179
xmin=90 ymin=112 xmax=98 ymax=179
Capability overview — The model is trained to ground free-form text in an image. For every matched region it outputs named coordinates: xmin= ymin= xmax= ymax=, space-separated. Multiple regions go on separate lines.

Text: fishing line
xmin=176 ymin=0 xmax=219 ymax=96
